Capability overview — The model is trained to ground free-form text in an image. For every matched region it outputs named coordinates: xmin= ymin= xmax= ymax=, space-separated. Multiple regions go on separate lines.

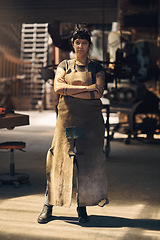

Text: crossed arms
xmin=54 ymin=67 xmax=105 ymax=100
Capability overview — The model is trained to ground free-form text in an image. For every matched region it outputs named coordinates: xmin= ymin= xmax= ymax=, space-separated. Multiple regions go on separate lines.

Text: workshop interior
xmin=0 ymin=0 xmax=160 ymax=150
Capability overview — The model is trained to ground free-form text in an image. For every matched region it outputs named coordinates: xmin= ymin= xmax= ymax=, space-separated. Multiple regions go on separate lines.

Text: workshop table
xmin=0 ymin=112 xmax=29 ymax=129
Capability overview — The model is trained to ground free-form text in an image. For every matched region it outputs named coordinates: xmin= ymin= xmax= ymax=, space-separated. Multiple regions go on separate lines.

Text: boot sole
xmin=37 ymin=218 xmax=49 ymax=224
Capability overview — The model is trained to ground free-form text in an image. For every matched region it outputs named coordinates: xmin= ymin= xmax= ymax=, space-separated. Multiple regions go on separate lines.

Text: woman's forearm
xmin=54 ymin=82 xmax=97 ymax=96
xmin=54 ymin=82 xmax=89 ymax=95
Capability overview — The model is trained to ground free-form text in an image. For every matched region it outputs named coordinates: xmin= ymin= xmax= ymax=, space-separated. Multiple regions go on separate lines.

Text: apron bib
xmin=65 ymin=60 xmax=92 ymax=86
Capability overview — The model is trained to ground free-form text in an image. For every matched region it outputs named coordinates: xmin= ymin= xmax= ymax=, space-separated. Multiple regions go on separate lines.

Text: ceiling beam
xmin=0 ymin=0 xmax=118 ymax=24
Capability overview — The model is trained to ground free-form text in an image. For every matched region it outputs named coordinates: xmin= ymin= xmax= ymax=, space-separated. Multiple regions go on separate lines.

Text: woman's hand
xmin=87 ymin=84 xmax=102 ymax=94
xmin=57 ymin=77 xmax=66 ymax=83
xmin=95 ymin=84 xmax=104 ymax=95
xmin=87 ymin=84 xmax=97 ymax=92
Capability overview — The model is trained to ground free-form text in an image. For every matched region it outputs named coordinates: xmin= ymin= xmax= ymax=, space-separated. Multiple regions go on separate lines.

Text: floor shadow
xmin=51 ymin=215 xmax=160 ymax=231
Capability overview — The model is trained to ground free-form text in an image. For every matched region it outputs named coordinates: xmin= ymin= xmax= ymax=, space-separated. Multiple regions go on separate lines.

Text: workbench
xmin=0 ymin=113 xmax=29 ymax=129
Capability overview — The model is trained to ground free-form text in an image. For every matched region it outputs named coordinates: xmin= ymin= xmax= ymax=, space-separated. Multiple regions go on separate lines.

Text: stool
xmin=0 ymin=141 xmax=30 ymax=187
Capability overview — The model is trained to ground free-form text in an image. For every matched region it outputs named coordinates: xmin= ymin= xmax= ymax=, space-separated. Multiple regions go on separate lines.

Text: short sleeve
xmin=95 ymin=62 xmax=105 ymax=74
xmin=58 ymin=60 xmax=67 ymax=71
xmin=88 ymin=61 xmax=105 ymax=84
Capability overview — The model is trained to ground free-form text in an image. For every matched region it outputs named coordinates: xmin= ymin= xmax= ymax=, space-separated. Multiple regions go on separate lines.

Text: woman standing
xmin=38 ymin=30 xmax=109 ymax=224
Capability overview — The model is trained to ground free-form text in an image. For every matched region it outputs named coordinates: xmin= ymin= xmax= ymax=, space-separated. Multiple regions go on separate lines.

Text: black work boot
xmin=77 ymin=206 xmax=89 ymax=223
xmin=37 ymin=205 xmax=53 ymax=224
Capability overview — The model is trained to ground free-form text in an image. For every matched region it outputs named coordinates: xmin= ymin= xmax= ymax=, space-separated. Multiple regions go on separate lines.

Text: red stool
xmin=0 ymin=141 xmax=30 ymax=187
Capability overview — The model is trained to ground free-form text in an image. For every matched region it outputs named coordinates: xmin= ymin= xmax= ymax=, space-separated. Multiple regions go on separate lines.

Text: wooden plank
xmin=0 ymin=113 xmax=29 ymax=129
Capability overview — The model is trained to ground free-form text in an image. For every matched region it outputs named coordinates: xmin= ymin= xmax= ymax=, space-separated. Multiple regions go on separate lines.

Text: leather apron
xmin=46 ymin=60 xmax=108 ymax=207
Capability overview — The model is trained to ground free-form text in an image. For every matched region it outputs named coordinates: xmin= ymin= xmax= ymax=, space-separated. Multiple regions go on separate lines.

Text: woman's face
xmin=73 ymin=38 xmax=90 ymax=58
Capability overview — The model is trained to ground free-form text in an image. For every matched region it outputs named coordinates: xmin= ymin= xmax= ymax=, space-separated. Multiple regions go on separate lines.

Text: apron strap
xmin=72 ymin=59 xmax=89 ymax=72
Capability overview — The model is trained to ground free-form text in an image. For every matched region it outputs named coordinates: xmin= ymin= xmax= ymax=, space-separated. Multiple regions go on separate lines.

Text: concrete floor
xmin=0 ymin=110 xmax=160 ymax=240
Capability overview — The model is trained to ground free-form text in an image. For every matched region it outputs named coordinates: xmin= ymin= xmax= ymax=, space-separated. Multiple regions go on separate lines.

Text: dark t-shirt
xmin=58 ymin=59 xmax=104 ymax=84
